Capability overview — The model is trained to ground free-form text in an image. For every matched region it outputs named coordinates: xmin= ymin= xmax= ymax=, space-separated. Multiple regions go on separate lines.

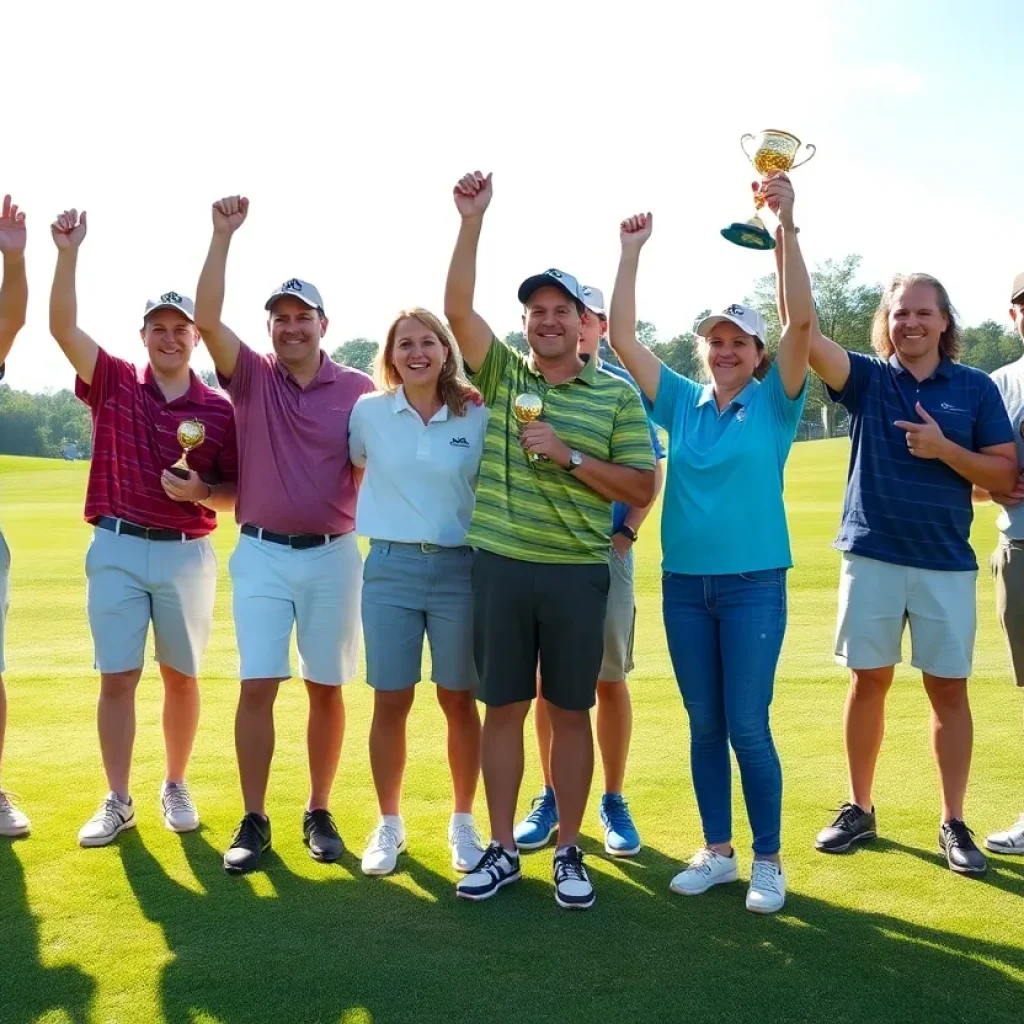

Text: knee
xmin=596 ymin=678 xmax=627 ymax=703
xmin=100 ymin=670 xmax=141 ymax=700
xmin=547 ymin=705 xmax=591 ymax=735
xmin=305 ymin=680 xmax=342 ymax=708
xmin=239 ymin=681 xmax=278 ymax=712
xmin=728 ymin=718 xmax=775 ymax=762
xmin=161 ymin=667 xmax=197 ymax=694
xmin=924 ymin=676 xmax=969 ymax=713
xmin=374 ymin=688 xmax=416 ymax=720
xmin=850 ymin=669 xmax=893 ymax=701
xmin=684 ymin=701 xmax=726 ymax=746
xmin=436 ymin=687 xmax=478 ymax=720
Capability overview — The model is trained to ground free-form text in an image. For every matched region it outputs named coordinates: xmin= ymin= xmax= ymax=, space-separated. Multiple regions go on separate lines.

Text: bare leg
xmin=481 ymin=701 xmax=531 ymax=848
xmin=923 ymin=673 xmax=972 ymax=822
xmin=235 ymin=678 xmax=280 ymax=817
xmin=436 ymin=687 xmax=481 ymax=813
xmin=97 ymin=669 xmax=144 ymax=801
xmin=306 ymin=680 xmax=344 ymax=812
xmin=547 ymin=704 xmax=594 ymax=849
xmin=595 ymin=678 xmax=631 ymax=794
xmin=844 ymin=667 xmax=894 ymax=810
xmin=0 ymin=675 xmax=6 ymax=780
xmin=368 ymin=687 xmax=415 ymax=817
xmin=160 ymin=664 xmax=200 ymax=784
xmin=532 ymin=676 xmax=553 ymax=789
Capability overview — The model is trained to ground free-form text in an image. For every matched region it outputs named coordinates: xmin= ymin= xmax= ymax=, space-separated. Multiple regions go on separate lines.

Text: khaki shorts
xmin=991 ymin=536 xmax=1024 ymax=687
xmin=599 ymin=546 xmax=636 ymax=682
xmin=229 ymin=532 xmax=362 ymax=686
xmin=834 ymin=553 xmax=977 ymax=679
xmin=85 ymin=525 xmax=218 ymax=677
xmin=0 ymin=529 xmax=10 ymax=675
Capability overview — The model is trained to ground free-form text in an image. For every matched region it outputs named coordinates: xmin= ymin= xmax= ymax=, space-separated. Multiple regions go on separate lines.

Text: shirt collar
xmin=141 ymin=365 xmax=207 ymax=406
xmin=888 ymin=352 xmax=953 ymax=379
xmin=696 ymin=377 xmax=760 ymax=410
xmin=525 ymin=351 xmax=598 ymax=386
xmin=393 ymin=385 xmax=449 ymax=422
xmin=274 ymin=349 xmax=339 ymax=388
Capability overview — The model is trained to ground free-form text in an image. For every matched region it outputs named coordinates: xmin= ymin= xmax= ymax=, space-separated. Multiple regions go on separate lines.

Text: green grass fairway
xmin=1 ymin=444 xmax=1023 ymax=1024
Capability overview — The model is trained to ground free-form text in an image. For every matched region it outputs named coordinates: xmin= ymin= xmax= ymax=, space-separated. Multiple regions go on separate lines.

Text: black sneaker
xmin=303 ymin=809 xmax=344 ymax=863
xmin=223 ymin=813 xmax=271 ymax=874
xmin=939 ymin=819 xmax=987 ymax=875
xmin=815 ymin=802 xmax=877 ymax=853
xmin=455 ymin=841 xmax=521 ymax=901
xmin=553 ymin=845 xmax=595 ymax=910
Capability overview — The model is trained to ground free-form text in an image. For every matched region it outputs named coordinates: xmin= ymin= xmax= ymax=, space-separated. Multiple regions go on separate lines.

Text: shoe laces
xmin=473 ymin=841 xmax=514 ymax=876
xmin=0 ymin=789 xmax=20 ymax=813
xmin=942 ymin=819 xmax=978 ymax=850
xmin=525 ymin=792 xmax=556 ymax=824
xmin=162 ymin=782 xmax=193 ymax=815
xmin=554 ymin=846 xmax=587 ymax=884
xmin=686 ymin=847 xmax=723 ymax=876
xmin=308 ymin=808 xmax=339 ymax=838
xmin=601 ymin=795 xmax=634 ymax=833
xmin=231 ymin=814 xmax=266 ymax=849
xmin=91 ymin=796 xmax=127 ymax=831
xmin=830 ymin=802 xmax=865 ymax=830
xmin=449 ymin=821 xmax=482 ymax=850
xmin=367 ymin=822 xmax=403 ymax=852
xmin=750 ymin=860 xmax=781 ymax=894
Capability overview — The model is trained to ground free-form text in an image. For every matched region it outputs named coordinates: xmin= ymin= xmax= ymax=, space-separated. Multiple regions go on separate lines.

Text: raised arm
xmin=609 ymin=213 xmax=663 ymax=402
xmin=0 ymin=195 xmax=27 ymax=366
xmin=444 ymin=171 xmax=496 ymax=374
xmin=763 ymin=174 xmax=812 ymax=398
xmin=194 ymin=196 xmax=248 ymax=379
xmin=49 ymin=209 xmax=100 ymax=384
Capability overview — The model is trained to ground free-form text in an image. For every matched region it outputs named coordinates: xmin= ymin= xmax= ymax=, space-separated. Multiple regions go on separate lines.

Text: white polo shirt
xmin=348 ymin=387 xmax=488 ymax=547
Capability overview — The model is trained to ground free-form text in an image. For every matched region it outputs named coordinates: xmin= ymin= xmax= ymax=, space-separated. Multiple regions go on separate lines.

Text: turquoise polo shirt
xmin=652 ymin=362 xmax=807 ymax=575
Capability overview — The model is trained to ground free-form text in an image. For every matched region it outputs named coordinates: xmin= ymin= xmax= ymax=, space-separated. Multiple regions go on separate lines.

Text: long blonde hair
xmin=871 ymin=273 xmax=961 ymax=361
xmin=375 ymin=308 xmax=474 ymax=417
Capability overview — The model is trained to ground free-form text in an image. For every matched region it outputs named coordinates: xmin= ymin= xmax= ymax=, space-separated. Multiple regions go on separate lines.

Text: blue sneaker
xmin=513 ymin=788 xmax=559 ymax=850
xmin=600 ymin=793 xmax=641 ymax=856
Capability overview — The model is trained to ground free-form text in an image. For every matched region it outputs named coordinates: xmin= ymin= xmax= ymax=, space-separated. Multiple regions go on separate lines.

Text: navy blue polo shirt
xmin=828 ymin=351 xmax=1012 ymax=571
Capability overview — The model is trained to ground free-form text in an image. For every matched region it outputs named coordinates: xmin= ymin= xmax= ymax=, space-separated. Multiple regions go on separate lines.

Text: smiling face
xmin=389 ymin=317 xmax=448 ymax=390
xmin=140 ymin=310 xmax=199 ymax=375
xmin=701 ymin=320 xmax=763 ymax=392
xmin=522 ymin=286 xmax=582 ymax=361
xmin=888 ymin=282 xmax=948 ymax=362
xmin=267 ymin=296 xmax=328 ymax=370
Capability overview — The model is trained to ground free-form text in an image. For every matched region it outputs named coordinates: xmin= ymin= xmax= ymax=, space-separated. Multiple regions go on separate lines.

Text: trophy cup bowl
xmin=721 ymin=129 xmax=816 ymax=251
xmin=169 ymin=418 xmax=206 ymax=480
xmin=513 ymin=393 xmax=545 ymax=463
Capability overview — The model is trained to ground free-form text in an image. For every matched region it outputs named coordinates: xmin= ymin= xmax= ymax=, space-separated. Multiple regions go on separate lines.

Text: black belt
xmin=241 ymin=523 xmax=343 ymax=550
xmin=95 ymin=516 xmax=199 ymax=542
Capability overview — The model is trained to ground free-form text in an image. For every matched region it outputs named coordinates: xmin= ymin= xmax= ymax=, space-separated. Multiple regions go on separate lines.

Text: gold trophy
xmin=721 ymin=129 xmax=816 ymax=251
xmin=513 ymin=393 xmax=545 ymax=463
xmin=169 ymin=418 xmax=206 ymax=479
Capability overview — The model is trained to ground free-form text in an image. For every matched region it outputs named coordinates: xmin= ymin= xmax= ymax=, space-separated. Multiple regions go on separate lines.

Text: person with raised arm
xmin=349 ymin=308 xmax=488 ymax=878
xmin=808 ymin=260 xmax=1016 ymax=878
xmin=0 ymin=194 xmax=29 ymax=838
xmin=445 ymin=171 xmax=655 ymax=910
xmin=609 ymin=173 xmax=810 ymax=914
xmin=48 ymin=208 xmax=238 ymax=848
xmin=194 ymin=196 xmax=374 ymax=875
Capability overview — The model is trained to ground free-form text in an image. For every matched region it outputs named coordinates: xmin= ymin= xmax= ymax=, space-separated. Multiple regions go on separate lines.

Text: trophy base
xmin=167 ymin=465 xmax=191 ymax=480
xmin=721 ymin=220 xmax=776 ymax=250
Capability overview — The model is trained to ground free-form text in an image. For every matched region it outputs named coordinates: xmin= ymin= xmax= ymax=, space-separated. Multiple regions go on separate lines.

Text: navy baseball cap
xmin=265 ymin=278 xmax=325 ymax=314
xmin=517 ymin=268 xmax=583 ymax=306
xmin=143 ymin=291 xmax=195 ymax=324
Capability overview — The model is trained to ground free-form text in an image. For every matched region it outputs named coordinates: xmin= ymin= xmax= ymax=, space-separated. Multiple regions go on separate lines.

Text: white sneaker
xmin=985 ymin=815 xmax=1024 ymax=855
xmin=448 ymin=813 xmax=484 ymax=873
xmin=161 ymin=781 xmax=200 ymax=833
xmin=361 ymin=819 xmax=407 ymax=876
xmin=670 ymin=848 xmax=739 ymax=895
xmin=746 ymin=860 xmax=786 ymax=914
xmin=78 ymin=792 xmax=136 ymax=848
xmin=0 ymin=790 xmax=30 ymax=837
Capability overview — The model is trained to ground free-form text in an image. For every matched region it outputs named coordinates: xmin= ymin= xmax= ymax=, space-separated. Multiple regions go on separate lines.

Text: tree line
xmin=2 ymin=258 xmax=1020 ymax=457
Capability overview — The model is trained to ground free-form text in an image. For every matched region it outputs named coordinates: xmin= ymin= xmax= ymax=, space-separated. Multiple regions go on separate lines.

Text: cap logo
xmin=725 ymin=304 xmax=747 ymax=317
xmin=161 ymin=291 xmax=183 ymax=303
xmin=581 ymin=287 xmax=592 ymax=296
xmin=548 ymin=270 xmax=563 ymax=279
xmin=281 ymin=279 xmax=304 ymax=293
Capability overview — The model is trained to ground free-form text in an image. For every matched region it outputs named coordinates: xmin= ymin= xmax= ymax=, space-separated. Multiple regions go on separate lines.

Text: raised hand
xmin=620 ymin=212 xmax=653 ymax=252
xmin=51 ymin=209 xmax=87 ymax=250
xmin=212 ymin=195 xmax=249 ymax=236
xmin=758 ymin=172 xmax=796 ymax=229
xmin=453 ymin=171 xmax=492 ymax=220
xmin=0 ymin=195 xmax=27 ymax=255
xmin=894 ymin=403 xmax=949 ymax=460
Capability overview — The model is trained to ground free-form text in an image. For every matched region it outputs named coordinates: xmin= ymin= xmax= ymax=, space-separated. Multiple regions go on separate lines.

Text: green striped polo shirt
xmin=466 ymin=338 xmax=655 ymax=564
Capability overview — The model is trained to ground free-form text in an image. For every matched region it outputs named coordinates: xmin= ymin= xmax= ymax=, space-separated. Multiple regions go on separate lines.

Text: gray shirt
xmin=991 ymin=356 xmax=1024 ymax=538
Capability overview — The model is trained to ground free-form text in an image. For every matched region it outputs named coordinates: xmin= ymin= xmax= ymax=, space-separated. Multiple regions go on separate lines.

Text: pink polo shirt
xmin=222 ymin=344 xmax=374 ymax=535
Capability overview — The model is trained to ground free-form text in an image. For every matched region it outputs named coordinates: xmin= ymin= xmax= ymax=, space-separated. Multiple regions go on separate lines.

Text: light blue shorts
xmin=361 ymin=541 xmax=477 ymax=692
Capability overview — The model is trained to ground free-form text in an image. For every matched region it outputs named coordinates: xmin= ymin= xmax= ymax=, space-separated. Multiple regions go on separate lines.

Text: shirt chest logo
xmin=450 ymin=436 xmax=470 ymax=449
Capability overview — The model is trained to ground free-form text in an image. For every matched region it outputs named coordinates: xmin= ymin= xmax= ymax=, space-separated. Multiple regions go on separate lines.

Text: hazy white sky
xmin=3 ymin=0 xmax=1020 ymax=392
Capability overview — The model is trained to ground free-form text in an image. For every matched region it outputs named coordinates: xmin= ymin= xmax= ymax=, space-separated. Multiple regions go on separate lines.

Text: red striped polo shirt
xmin=76 ymin=348 xmax=238 ymax=535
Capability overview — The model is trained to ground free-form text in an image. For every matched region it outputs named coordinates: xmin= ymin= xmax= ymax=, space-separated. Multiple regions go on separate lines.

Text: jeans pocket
xmin=738 ymin=568 xmax=782 ymax=583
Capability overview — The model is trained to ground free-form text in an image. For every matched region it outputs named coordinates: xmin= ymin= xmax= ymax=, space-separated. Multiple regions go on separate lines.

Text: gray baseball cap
xmin=265 ymin=278 xmax=325 ymax=314
xmin=517 ymin=268 xmax=584 ymax=307
xmin=143 ymin=291 xmax=195 ymax=324
xmin=696 ymin=303 xmax=768 ymax=345
xmin=581 ymin=285 xmax=606 ymax=316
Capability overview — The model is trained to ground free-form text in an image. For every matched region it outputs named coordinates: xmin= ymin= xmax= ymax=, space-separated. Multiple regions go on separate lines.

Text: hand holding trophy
xmin=514 ymin=393 xmax=545 ymax=463
xmin=721 ymin=130 xmax=814 ymax=250
xmin=169 ymin=419 xmax=206 ymax=480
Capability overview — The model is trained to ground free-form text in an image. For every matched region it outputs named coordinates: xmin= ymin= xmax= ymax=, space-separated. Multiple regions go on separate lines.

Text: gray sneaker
xmin=0 ymin=790 xmax=30 ymax=837
xmin=161 ymin=781 xmax=199 ymax=833
xmin=984 ymin=815 xmax=1024 ymax=855
xmin=79 ymin=792 xmax=136 ymax=848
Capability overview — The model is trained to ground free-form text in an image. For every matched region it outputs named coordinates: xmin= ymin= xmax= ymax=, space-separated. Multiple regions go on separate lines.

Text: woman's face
xmin=390 ymin=318 xmax=448 ymax=389
xmin=704 ymin=321 xmax=762 ymax=392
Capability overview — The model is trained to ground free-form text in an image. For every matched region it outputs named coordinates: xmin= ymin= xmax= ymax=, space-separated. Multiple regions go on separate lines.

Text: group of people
xmin=0 ymin=169 xmax=1022 ymax=916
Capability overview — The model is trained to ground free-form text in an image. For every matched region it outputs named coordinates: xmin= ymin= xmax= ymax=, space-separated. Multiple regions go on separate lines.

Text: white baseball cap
xmin=143 ymin=290 xmax=195 ymax=324
xmin=696 ymin=303 xmax=767 ymax=345
xmin=580 ymin=285 xmax=606 ymax=316
xmin=265 ymin=278 xmax=325 ymax=314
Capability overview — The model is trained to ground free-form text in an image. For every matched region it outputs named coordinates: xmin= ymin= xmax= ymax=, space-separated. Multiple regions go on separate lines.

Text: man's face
xmin=267 ymin=296 xmax=327 ymax=369
xmin=522 ymin=286 xmax=581 ymax=361
xmin=888 ymin=283 xmax=947 ymax=361
xmin=1011 ymin=303 xmax=1024 ymax=344
xmin=578 ymin=310 xmax=606 ymax=358
xmin=140 ymin=310 xmax=198 ymax=375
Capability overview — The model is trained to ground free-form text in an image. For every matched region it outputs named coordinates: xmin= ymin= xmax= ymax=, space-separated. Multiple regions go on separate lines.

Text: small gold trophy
xmin=169 ymin=419 xmax=206 ymax=480
xmin=721 ymin=129 xmax=816 ymax=251
xmin=513 ymin=393 xmax=545 ymax=463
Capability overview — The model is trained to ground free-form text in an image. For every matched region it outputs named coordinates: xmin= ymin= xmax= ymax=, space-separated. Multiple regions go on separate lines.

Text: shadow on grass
xmin=0 ymin=839 xmax=96 ymax=1024
xmin=116 ymin=829 xmax=1024 ymax=1024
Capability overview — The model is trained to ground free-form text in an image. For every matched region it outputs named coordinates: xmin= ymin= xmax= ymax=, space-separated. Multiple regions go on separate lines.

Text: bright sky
xmin=4 ymin=0 xmax=1020 ymax=393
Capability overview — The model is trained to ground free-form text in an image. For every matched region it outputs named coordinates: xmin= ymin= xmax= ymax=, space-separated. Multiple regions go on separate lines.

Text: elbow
xmin=626 ymin=472 xmax=656 ymax=508
xmin=999 ymin=459 xmax=1019 ymax=494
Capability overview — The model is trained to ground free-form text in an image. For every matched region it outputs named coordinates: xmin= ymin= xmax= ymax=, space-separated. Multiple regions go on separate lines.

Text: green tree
xmin=648 ymin=310 xmax=710 ymax=381
xmin=198 ymin=369 xmax=220 ymax=389
xmin=959 ymin=321 xmax=1020 ymax=374
xmin=636 ymin=320 xmax=658 ymax=347
xmin=504 ymin=330 xmax=528 ymax=355
xmin=330 ymin=339 xmax=379 ymax=375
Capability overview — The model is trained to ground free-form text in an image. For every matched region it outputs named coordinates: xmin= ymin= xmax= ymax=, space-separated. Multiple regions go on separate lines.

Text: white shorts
xmin=834 ymin=552 xmax=977 ymax=679
xmin=0 ymin=530 xmax=10 ymax=675
xmin=229 ymin=532 xmax=362 ymax=686
xmin=85 ymin=525 xmax=218 ymax=677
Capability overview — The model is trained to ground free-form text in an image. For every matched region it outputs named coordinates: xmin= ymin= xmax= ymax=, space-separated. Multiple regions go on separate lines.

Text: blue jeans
xmin=662 ymin=569 xmax=787 ymax=856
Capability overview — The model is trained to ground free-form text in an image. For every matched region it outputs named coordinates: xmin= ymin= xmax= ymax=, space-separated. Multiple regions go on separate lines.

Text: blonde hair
xmin=375 ymin=308 xmax=474 ymax=417
xmin=871 ymin=273 xmax=961 ymax=361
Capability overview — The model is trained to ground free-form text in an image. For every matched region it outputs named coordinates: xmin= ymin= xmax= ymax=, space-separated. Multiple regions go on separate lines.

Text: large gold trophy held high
xmin=721 ymin=129 xmax=815 ymax=251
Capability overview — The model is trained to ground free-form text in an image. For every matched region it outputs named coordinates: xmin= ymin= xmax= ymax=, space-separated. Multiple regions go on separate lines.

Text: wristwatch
xmin=616 ymin=524 xmax=638 ymax=543
xmin=566 ymin=449 xmax=584 ymax=472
